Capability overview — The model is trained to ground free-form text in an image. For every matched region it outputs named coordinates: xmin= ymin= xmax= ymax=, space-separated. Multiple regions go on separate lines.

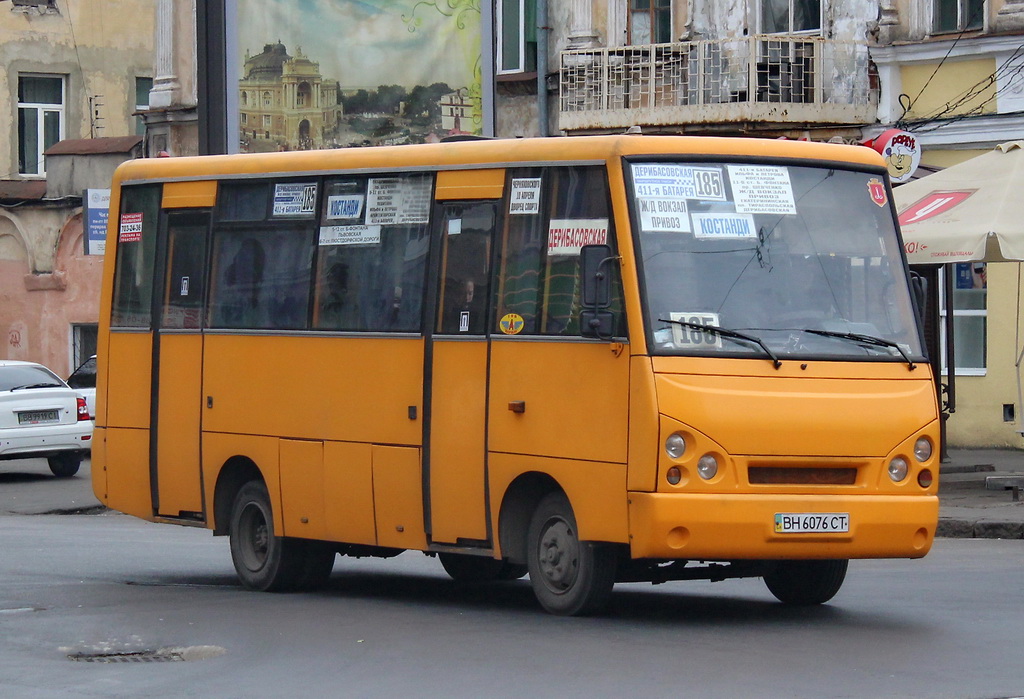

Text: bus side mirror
xmin=581 ymin=244 xmax=612 ymax=307
xmin=580 ymin=244 xmax=615 ymax=339
xmin=910 ymin=271 xmax=926 ymax=313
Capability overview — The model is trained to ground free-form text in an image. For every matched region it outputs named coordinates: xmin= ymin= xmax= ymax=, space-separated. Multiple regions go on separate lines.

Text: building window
xmin=18 ymin=74 xmax=64 ymax=176
xmin=71 ymin=324 xmax=98 ymax=370
xmin=629 ymin=0 xmax=672 ymax=45
xmin=496 ymin=0 xmax=537 ymax=74
xmin=933 ymin=0 xmax=984 ymax=33
xmin=760 ymin=0 xmax=822 ymax=33
xmin=940 ymin=262 xmax=987 ymax=374
xmin=135 ymin=77 xmax=153 ymax=136
xmin=263 ymin=114 xmax=272 ymax=129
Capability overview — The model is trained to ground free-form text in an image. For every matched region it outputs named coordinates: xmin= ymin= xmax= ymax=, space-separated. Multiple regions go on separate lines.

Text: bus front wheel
xmin=763 ymin=559 xmax=848 ymax=605
xmin=229 ymin=480 xmax=334 ymax=592
xmin=526 ymin=492 xmax=616 ymax=616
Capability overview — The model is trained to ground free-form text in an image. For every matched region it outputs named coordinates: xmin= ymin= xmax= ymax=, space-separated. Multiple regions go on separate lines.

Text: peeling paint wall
xmin=0 ymin=0 xmax=155 ymax=371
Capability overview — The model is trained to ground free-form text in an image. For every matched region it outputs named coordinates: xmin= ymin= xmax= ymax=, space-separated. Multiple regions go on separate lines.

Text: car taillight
xmin=77 ymin=397 xmax=90 ymax=421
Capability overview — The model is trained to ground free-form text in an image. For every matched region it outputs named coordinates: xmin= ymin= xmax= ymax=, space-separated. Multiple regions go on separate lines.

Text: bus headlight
xmin=914 ymin=437 xmax=932 ymax=462
xmin=888 ymin=457 xmax=909 ymax=482
xmin=697 ymin=454 xmax=719 ymax=480
xmin=665 ymin=433 xmax=686 ymax=459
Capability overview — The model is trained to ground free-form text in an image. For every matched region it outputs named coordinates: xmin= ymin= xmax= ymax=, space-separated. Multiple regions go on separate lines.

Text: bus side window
xmin=494 ymin=166 xmax=625 ymax=338
xmin=111 ymin=184 xmax=162 ymax=328
xmin=313 ymin=174 xmax=432 ymax=333
xmin=437 ymin=202 xmax=495 ymax=335
xmin=208 ymin=225 xmax=314 ymax=330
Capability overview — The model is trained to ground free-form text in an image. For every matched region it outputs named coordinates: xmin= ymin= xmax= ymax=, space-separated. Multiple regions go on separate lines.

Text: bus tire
xmin=526 ymin=492 xmax=616 ymax=616
xmin=763 ymin=559 xmax=848 ymax=605
xmin=294 ymin=541 xmax=336 ymax=590
xmin=439 ymin=553 xmax=527 ymax=583
xmin=229 ymin=480 xmax=308 ymax=592
xmin=47 ymin=453 xmax=82 ymax=478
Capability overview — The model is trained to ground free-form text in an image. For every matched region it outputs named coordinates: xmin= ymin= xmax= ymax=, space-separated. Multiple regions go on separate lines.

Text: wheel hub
xmin=538 ymin=518 xmax=579 ymax=591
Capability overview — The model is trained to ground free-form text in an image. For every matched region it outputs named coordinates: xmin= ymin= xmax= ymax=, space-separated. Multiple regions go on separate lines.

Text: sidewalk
xmin=938 ymin=448 xmax=1024 ymax=539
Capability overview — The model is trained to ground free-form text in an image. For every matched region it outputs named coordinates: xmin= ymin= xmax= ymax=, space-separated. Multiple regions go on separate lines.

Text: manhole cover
xmin=68 ymin=646 xmax=225 ymax=663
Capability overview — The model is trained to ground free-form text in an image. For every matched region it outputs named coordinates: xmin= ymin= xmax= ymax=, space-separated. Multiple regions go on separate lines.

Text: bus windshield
xmin=632 ymin=161 xmax=924 ymax=362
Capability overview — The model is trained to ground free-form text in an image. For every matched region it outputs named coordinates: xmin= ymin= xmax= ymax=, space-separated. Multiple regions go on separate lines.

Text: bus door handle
xmin=508 ymin=401 xmax=526 ymax=414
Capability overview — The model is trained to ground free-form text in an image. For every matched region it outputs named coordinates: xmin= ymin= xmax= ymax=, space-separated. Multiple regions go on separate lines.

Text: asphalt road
xmin=1 ymin=460 xmax=1023 ymax=698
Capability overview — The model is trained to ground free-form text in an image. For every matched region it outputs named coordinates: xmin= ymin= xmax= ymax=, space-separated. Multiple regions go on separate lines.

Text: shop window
xmin=940 ymin=262 xmax=987 ymax=374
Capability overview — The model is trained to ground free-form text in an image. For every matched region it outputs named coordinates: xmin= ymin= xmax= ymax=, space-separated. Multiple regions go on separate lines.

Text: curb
xmin=937 ymin=518 xmax=1024 ymax=539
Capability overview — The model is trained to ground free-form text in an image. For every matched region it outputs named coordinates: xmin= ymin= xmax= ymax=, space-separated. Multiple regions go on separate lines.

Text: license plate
xmin=774 ymin=512 xmax=849 ymax=534
xmin=18 ymin=409 xmax=60 ymax=425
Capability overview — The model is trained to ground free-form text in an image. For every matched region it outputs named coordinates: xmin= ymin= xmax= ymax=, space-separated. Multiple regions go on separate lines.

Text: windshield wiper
xmin=802 ymin=329 xmax=916 ymax=370
xmin=658 ymin=318 xmax=782 ymax=369
xmin=10 ymin=382 xmax=64 ymax=391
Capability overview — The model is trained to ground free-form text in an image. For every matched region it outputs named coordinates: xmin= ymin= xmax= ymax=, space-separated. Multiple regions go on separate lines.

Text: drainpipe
xmin=537 ymin=0 xmax=549 ymax=136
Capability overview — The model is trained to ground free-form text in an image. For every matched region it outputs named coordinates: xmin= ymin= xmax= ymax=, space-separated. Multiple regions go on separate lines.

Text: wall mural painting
xmin=236 ymin=0 xmax=483 ymax=152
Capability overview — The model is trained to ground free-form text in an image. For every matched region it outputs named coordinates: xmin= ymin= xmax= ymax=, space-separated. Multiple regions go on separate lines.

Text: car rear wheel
xmin=47 ymin=453 xmax=82 ymax=478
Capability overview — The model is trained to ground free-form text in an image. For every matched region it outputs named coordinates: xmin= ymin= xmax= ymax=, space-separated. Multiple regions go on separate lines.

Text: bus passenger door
xmin=427 ymin=200 xmax=498 ymax=545
xmin=152 ymin=211 xmax=210 ymax=519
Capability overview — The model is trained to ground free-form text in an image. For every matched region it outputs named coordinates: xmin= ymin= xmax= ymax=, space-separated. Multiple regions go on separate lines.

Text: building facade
xmin=0 ymin=0 xmax=156 ymax=375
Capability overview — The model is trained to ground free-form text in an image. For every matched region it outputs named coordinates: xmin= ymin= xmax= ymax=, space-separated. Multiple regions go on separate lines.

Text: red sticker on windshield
xmin=867 ymin=178 xmax=887 ymax=207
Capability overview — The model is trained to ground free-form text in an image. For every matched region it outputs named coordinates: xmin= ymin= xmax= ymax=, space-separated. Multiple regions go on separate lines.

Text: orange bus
xmin=93 ymin=135 xmax=939 ymax=615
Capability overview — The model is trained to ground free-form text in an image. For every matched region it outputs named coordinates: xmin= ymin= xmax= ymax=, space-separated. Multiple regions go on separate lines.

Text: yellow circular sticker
xmin=499 ymin=313 xmax=525 ymax=335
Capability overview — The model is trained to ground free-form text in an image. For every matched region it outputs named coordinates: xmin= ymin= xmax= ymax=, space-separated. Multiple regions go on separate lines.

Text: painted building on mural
xmin=239 ymin=42 xmax=342 ymax=152
xmin=0 ymin=0 xmax=155 ymax=375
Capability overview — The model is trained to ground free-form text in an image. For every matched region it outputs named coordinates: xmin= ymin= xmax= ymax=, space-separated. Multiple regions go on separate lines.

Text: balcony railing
xmin=559 ymin=36 xmax=877 ymax=132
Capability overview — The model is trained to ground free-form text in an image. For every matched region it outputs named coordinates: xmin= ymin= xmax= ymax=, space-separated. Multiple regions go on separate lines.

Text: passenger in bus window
xmin=223 ymin=237 xmax=265 ymax=327
xmin=318 ymin=261 xmax=360 ymax=330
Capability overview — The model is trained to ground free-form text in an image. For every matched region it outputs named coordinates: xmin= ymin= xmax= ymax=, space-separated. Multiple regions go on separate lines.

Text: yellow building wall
xmin=900 ymin=58 xmax=997 ymax=121
xmin=946 ymin=261 xmax=1024 ymax=448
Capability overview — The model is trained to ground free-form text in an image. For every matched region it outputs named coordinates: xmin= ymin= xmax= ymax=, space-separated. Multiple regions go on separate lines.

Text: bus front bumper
xmin=627 ymin=492 xmax=939 ymax=560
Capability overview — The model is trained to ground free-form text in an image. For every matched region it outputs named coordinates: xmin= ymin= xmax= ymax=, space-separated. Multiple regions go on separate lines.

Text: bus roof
xmin=113 ymin=134 xmax=886 ymax=185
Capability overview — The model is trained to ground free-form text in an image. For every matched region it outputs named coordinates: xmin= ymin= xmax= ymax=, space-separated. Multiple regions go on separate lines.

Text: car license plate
xmin=17 ymin=409 xmax=60 ymax=425
xmin=774 ymin=513 xmax=849 ymax=534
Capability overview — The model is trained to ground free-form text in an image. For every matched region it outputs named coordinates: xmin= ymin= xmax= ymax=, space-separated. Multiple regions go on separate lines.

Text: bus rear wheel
xmin=229 ymin=481 xmax=333 ymax=592
xmin=438 ymin=553 xmax=527 ymax=583
xmin=763 ymin=559 xmax=848 ymax=605
xmin=526 ymin=492 xmax=616 ymax=616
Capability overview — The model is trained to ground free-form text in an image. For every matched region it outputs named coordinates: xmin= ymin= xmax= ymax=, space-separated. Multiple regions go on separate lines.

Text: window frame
xmin=628 ymin=0 xmax=672 ymax=46
xmin=135 ymin=76 xmax=153 ymax=136
xmin=17 ymin=73 xmax=66 ymax=177
xmin=932 ymin=0 xmax=985 ymax=34
xmin=938 ymin=262 xmax=987 ymax=376
xmin=758 ymin=0 xmax=823 ymax=36
xmin=496 ymin=0 xmax=537 ymax=75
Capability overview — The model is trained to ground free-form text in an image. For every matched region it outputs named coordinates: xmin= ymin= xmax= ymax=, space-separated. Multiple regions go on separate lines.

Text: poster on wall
xmin=227 ymin=0 xmax=488 ymax=153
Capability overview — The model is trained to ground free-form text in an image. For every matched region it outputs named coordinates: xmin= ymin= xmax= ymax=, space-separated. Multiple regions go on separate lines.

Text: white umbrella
xmin=894 ymin=140 xmax=1024 ymax=437
xmin=895 ymin=141 xmax=1024 ymax=264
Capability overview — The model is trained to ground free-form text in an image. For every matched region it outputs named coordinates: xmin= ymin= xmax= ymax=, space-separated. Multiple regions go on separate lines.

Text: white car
xmin=0 ymin=360 xmax=93 ymax=477
xmin=66 ymin=355 xmax=97 ymax=420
